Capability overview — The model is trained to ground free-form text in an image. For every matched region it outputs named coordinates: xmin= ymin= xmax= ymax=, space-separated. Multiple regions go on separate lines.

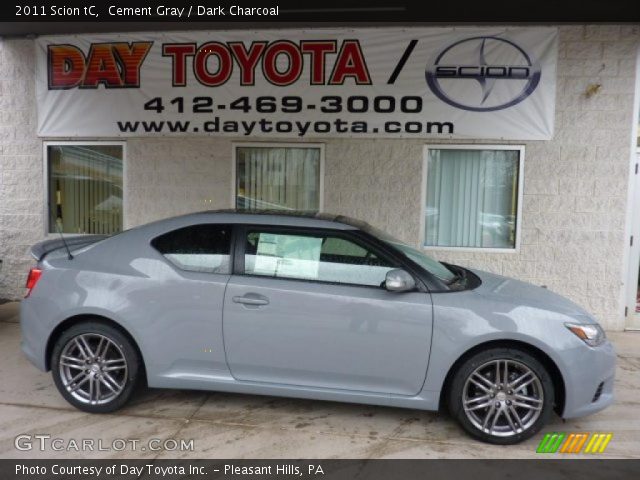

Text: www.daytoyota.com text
xmin=116 ymin=95 xmax=455 ymax=136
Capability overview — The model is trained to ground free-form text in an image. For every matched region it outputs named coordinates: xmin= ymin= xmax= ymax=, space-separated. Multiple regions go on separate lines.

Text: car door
xmin=222 ymin=226 xmax=433 ymax=396
xmin=139 ymin=223 xmax=233 ymax=379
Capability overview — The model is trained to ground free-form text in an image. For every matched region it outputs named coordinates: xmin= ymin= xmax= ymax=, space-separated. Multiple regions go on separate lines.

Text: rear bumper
xmin=21 ymin=339 xmax=45 ymax=371
xmin=561 ymin=339 xmax=616 ymax=419
xmin=19 ymin=299 xmax=49 ymax=372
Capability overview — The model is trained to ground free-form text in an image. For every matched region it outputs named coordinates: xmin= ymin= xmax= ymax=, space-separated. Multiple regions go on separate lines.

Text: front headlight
xmin=565 ymin=323 xmax=606 ymax=347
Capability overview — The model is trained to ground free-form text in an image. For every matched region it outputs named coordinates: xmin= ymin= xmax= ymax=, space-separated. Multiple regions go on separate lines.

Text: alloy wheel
xmin=462 ymin=359 xmax=544 ymax=437
xmin=58 ymin=333 xmax=128 ymax=405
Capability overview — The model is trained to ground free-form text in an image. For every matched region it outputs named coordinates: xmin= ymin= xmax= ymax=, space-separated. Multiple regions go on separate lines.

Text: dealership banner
xmin=35 ymin=27 xmax=557 ymax=140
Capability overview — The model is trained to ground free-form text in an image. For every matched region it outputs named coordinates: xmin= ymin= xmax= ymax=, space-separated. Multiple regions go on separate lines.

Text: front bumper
xmin=561 ymin=339 xmax=616 ymax=419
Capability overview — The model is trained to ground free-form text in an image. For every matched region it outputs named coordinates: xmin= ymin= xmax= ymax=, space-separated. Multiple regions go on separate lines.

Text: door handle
xmin=232 ymin=295 xmax=269 ymax=306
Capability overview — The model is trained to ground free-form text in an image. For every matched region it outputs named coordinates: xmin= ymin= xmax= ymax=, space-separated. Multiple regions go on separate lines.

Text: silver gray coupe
xmin=20 ymin=211 xmax=615 ymax=444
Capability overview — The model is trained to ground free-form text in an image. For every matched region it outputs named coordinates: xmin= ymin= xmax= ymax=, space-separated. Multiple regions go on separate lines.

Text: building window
xmin=423 ymin=146 xmax=523 ymax=250
xmin=234 ymin=144 xmax=322 ymax=212
xmin=47 ymin=144 xmax=124 ymax=235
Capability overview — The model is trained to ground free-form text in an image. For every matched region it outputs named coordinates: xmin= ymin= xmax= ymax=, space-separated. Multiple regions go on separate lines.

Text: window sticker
xmin=254 ymin=234 xmax=322 ymax=279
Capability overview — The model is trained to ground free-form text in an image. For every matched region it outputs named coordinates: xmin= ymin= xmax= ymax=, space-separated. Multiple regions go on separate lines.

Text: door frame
xmin=622 ymin=44 xmax=640 ymax=330
xmin=624 ymin=148 xmax=640 ymax=330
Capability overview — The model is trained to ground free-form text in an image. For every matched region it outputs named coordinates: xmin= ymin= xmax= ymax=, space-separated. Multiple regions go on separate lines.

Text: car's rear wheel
xmin=51 ymin=322 xmax=140 ymax=413
xmin=448 ymin=347 xmax=554 ymax=444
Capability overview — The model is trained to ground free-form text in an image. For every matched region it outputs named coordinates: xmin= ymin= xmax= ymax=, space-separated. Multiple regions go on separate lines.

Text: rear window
xmin=151 ymin=224 xmax=232 ymax=274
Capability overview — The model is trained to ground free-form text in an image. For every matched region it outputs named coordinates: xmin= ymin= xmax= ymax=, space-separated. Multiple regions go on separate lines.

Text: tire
xmin=51 ymin=321 xmax=141 ymax=413
xmin=448 ymin=347 xmax=554 ymax=445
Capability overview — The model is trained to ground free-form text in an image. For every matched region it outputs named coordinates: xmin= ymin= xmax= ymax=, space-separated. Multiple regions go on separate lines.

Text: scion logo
xmin=425 ymin=36 xmax=541 ymax=112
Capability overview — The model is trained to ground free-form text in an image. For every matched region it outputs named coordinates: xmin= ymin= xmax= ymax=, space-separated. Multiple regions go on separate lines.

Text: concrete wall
xmin=0 ymin=39 xmax=45 ymax=302
xmin=1 ymin=26 xmax=639 ymax=330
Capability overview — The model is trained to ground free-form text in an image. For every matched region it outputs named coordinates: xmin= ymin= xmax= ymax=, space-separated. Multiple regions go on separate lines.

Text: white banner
xmin=36 ymin=27 xmax=557 ymax=140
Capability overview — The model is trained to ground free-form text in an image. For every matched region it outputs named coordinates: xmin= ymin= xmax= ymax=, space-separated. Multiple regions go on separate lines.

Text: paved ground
xmin=0 ymin=301 xmax=638 ymax=459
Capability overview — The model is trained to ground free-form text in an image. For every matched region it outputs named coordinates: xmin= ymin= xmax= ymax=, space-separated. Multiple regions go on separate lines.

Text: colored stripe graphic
xmin=536 ymin=432 xmax=566 ymax=453
xmin=536 ymin=433 xmax=553 ymax=453
xmin=598 ymin=434 xmax=613 ymax=453
xmin=585 ymin=433 xmax=613 ymax=453
xmin=573 ymin=433 xmax=590 ymax=453
xmin=537 ymin=432 xmax=613 ymax=454
xmin=560 ymin=434 xmax=575 ymax=453
xmin=560 ymin=433 xmax=589 ymax=453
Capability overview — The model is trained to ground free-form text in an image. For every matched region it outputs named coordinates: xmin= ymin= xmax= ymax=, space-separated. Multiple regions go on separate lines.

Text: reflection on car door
xmin=223 ymin=227 xmax=433 ymax=396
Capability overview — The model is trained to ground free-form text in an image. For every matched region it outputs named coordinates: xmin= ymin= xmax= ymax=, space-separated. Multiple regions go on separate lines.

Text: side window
xmin=152 ymin=224 xmax=232 ymax=274
xmin=245 ymin=231 xmax=398 ymax=287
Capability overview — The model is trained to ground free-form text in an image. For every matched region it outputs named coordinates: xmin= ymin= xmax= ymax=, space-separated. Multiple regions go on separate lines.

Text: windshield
xmin=362 ymin=225 xmax=457 ymax=283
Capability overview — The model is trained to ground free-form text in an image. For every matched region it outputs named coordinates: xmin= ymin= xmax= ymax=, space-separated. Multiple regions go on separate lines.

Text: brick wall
xmin=0 ymin=26 xmax=639 ymax=330
xmin=0 ymin=39 xmax=44 ymax=301
xmin=431 ymin=25 xmax=640 ymax=330
xmin=125 ymin=138 xmax=234 ymax=227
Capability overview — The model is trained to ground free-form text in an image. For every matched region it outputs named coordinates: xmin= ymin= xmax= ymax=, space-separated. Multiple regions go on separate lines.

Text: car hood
xmin=468 ymin=269 xmax=595 ymax=321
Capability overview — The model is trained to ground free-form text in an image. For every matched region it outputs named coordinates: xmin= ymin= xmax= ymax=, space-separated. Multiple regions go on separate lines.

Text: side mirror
xmin=384 ymin=269 xmax=416 ymax=292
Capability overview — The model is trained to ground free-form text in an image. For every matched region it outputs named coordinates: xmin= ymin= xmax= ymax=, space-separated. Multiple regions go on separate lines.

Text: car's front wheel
xmin=448 ymin=347 xmax=554 ymax=444
xmin=51 ymin=321 xmax=141 ymax=413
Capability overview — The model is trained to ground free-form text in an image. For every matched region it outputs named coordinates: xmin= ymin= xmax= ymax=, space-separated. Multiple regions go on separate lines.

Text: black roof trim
xmin=189 ymin=209 xmax=368 ymax=229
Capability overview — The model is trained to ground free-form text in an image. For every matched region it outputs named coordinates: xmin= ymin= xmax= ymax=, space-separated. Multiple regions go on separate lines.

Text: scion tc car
xmin=20 ymin=211 xmax=615 ymax=444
